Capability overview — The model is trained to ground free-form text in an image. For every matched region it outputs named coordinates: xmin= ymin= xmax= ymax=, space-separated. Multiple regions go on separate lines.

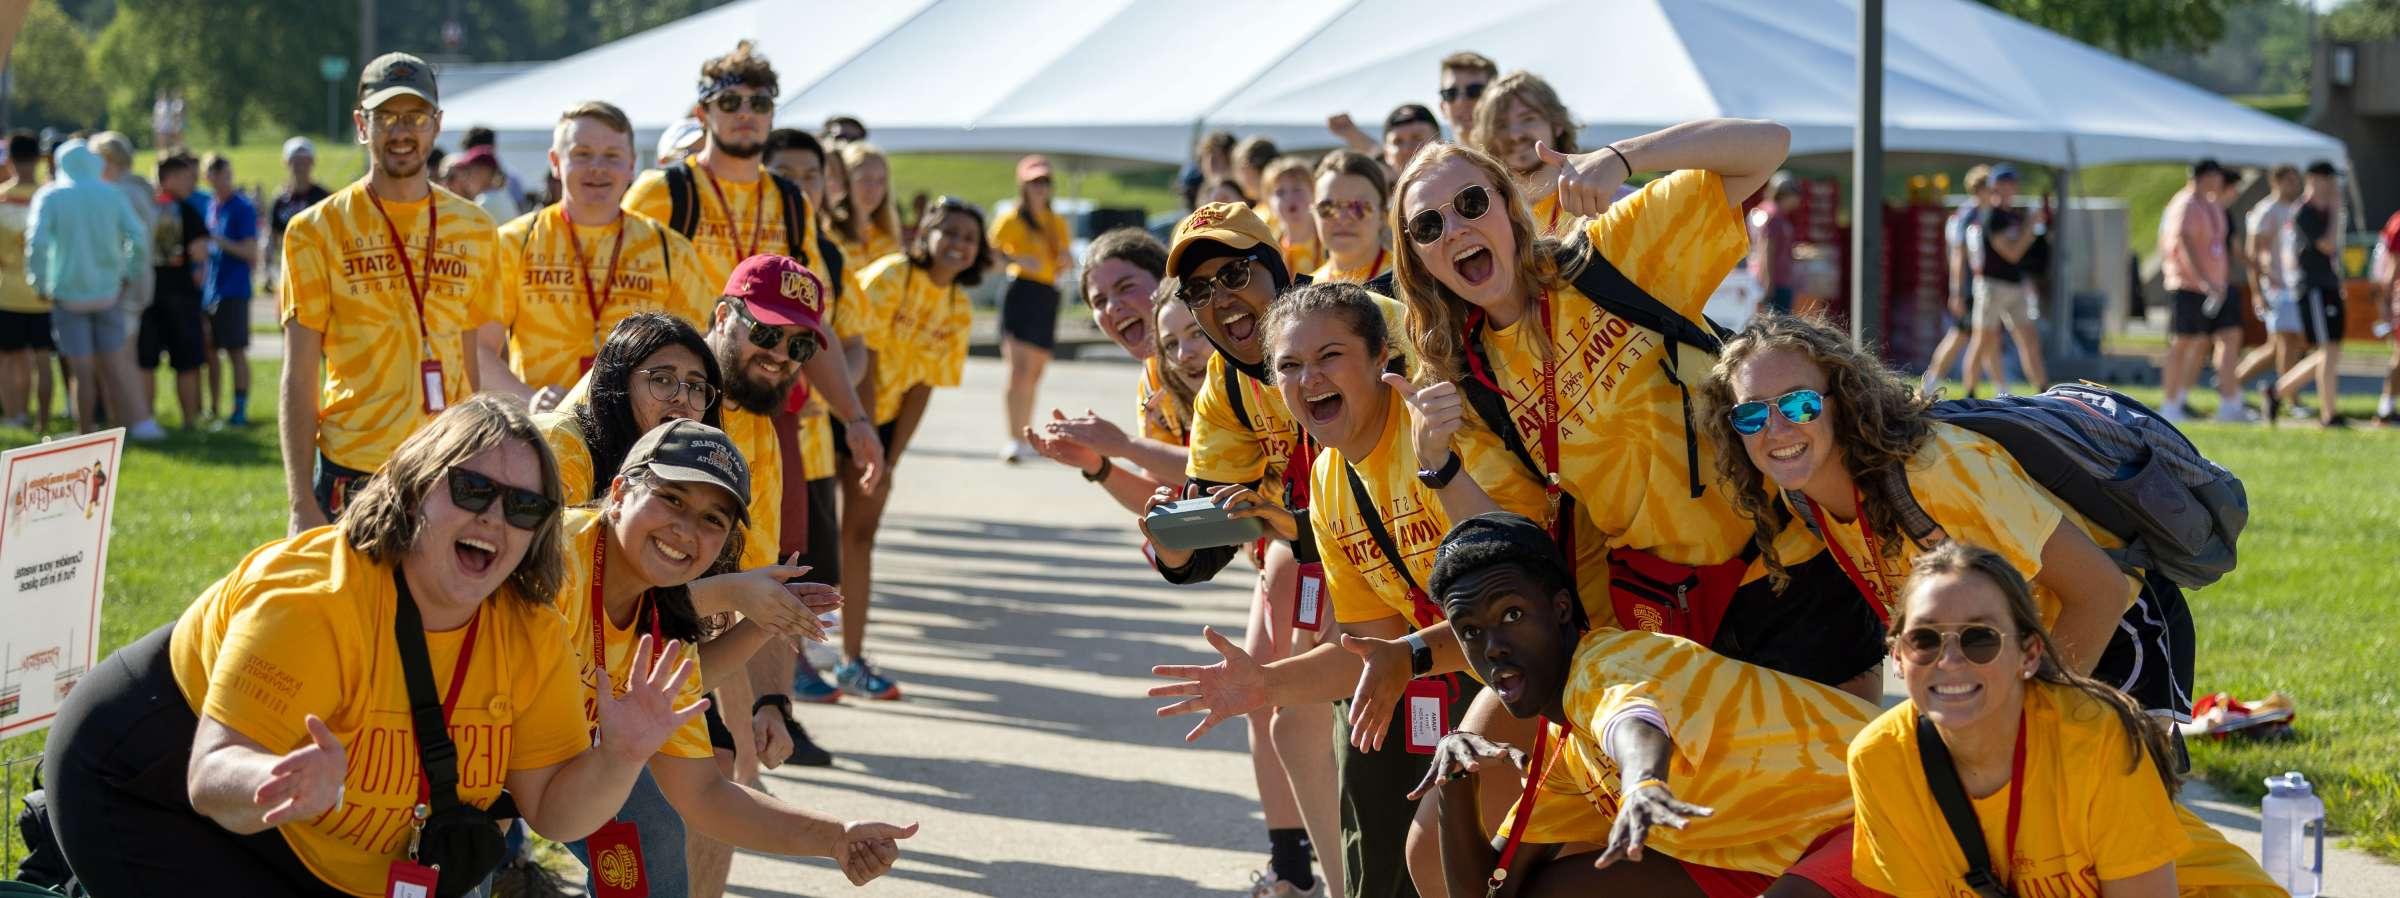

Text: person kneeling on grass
xmin=1415 ymin=512 xmax=1884 ymax=898
xmin=1849 ymin=542 xmax=2280 ymax=897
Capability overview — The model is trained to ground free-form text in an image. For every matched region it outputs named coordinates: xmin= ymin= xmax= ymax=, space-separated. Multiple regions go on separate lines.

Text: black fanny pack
xmin=394 ymin=570 xmax=512 ymax=898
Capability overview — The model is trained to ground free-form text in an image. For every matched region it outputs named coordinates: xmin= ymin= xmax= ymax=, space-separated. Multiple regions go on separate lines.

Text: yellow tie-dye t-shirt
xmin=1501 ymin=627 xmax=1875 ymax=876
xmin=1137 ymin=356 xmax=1192 ymax=447
xmin=720 ymin=406 xmax=781 ymax=571
xmin=168 ymin=527 xmax=587 ymax=897
xmin=1475 ymin=168 xmax=1753 ymax=567
xmin=793 ymin=240 xmax=872 ymax=482
xmin=854 ymin=254 xmax=971 ymax=424
xmin=496 ymin=206 xmax=713 ymax=392
xmin=280 ymin=182 xmax=504 ymax=471
xmin=549 ymin=509 xmax=712 ymax=760
xmin=1186 ymin=293 xmax=1412 ymax=498
xmin=1776 ymin=422 xmax=2139 ymax=628
xmin=623 ymin=164 xmax=822 ymax=298
xmin=1848 ymin=683 xmax=2282 ymax=898
xmin=991 ymin=206 xmax=1070 ymax=286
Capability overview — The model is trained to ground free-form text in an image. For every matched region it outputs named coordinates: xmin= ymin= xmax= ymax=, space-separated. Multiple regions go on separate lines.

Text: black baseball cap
xmin=359 ymin=52 xmax=439 ymax=110
xmin=1426 ymin=512 xmax=1577 ymax=613
xmin=1384 ymin=103 xmax=1438 ymax=131
xmin=623 ymin=419 xmax=751 ymax=522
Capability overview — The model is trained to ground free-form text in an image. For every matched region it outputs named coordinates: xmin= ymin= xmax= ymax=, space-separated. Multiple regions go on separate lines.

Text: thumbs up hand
xmin=1383 ymin=372 xmax=1465 ymax=473
xmin=1545 ymin=140 xmax=1630 ymax=218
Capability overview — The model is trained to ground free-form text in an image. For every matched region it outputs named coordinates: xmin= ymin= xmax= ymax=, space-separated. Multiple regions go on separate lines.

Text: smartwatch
xmin=1416 ymin=451 xmax=1463 ymax=489
xmin=1404 ymin=631 xmax=1433 ymax=677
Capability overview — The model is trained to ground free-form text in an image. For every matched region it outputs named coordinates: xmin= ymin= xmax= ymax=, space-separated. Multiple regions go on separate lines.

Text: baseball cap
xmin=358 ymin=52 xmax=439 ymax=110
xmin=1016 ymin=154 xmax=1053 ymax=183
xmin=1384 ymin=103 xmax=1438 ymax=131
xmin=1167 ymin=202 xmax=1278 ymax=278
xmin=282 ymin=136 xmax=317 ymax=162
xmin=722 ymin=254 xmax=830 ymax=341
xmin=453 ymin=145 xmax=499 ymax=170
xmin=1989 ymin=163 xmax=2020 ymax=183
xmin=622 ymin=419 xmax=751 ymax=522
xmin=1425 ymin=512 xmax=1579 ymax=613
xmin=656 ymin=119 xmax=705 ymax=166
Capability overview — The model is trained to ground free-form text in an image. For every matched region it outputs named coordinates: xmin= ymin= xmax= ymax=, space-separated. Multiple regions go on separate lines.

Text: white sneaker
xmin=999 ymin=440 xmax=1039 ymax=464
xmin=1249 ymin=870 xmax=1325 ymax=898
xmin=2215 ymin=403 xmax=2259 ymax=424
xmin=127 ymin=419 xmax=168 ymax=442
xmin=2159 ymin=403 xmax=2188 ymax=423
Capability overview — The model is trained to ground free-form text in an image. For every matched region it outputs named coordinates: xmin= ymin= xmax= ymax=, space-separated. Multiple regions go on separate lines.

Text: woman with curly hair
xmin=1697 ymin=313 xmax=2195 ymax=721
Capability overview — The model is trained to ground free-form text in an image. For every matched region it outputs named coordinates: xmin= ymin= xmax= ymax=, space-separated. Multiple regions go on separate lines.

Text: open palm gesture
xmin=1148 ymin=627 xmax=1270 ymax=742
xmin=594 ymin=635 xmax=711 ymax=765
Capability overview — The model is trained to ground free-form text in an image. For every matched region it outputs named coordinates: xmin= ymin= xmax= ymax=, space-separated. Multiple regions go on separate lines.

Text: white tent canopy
xmin=444 ymin=0 xmax=2344 ymax=172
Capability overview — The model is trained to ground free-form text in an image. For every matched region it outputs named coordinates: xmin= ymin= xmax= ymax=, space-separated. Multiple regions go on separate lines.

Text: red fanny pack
xmin=1606 ymin=547 xmax=1747 ymax=645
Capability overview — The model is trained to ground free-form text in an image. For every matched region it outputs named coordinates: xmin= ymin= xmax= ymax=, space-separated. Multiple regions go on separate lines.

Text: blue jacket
xmin=26 ymin=141 xmax=146 ymax=304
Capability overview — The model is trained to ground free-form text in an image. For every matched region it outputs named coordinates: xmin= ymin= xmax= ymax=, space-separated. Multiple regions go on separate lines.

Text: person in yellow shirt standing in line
xmin=992 ymin=155 xmax=1073 ymax=464
xmin=832 ymin=142 xmax=903 ymax=266
xmin=1263 ymin=156 xmax=1325 ymax=281
xmin=0 ymin=132 xmax=56 ymax=430
xmin=1849 ymin=544 xmax=2280 ymax=898
xmin=481 ymin=100 xmax=713 ymax=412
xmin=1307 ymin=151 xmax=1394 ymax=286
xmin=279 ymin=52 xmax=504 ymax=533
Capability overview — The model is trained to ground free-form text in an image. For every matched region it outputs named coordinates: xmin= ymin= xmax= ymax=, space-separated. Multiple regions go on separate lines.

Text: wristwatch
xmin=1416 ymin=451 xmax=1462 ymax=489
xmin=1083 ymin=457 xmax=1115 ymax=483
xmin=1405 ymin=631 xmax=1433 ymax=677
xmin=753 ymin=693 xmax=794 ymax=720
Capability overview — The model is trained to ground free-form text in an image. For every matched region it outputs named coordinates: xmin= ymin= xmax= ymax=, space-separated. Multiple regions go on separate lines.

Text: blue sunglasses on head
xmin=1728 ymin=389 xmax=1825 ymax=436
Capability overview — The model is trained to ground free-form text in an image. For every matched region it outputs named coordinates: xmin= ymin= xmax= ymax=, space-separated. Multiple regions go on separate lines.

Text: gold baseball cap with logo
xmin=358 ymin=52 xmax=440 ymax=110
xmin=1166 ymin=202 xmax=1277 ymax=277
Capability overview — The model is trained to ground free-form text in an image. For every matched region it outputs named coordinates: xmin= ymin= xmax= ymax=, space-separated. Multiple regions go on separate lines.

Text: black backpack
xmin=661 ymin=162 xmax=844 ymax=299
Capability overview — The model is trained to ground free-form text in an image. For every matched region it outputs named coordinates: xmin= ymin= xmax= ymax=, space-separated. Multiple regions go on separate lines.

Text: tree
xmin=92 ymin=0 xmax=353 ymax=146
xmin=7 ymin=0 xmax=106 ymax=131
xmin=2133 ymin=0 xmax=2314 ymax=96
xmin=1979 ymin=0 xmax=2256 ymax=56
xmin=2325 ymin=0 xmax=2400 ymax=40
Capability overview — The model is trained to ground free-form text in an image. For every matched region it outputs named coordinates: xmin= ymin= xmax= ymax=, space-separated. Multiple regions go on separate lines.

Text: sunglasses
xmin=1727 ymin=389 xmax=1825 ymax=436
xmin=727 ymin=301 xmax=820 ymax=364
xmin=1895 ymin=624 xmax=2011 ymax=666
xmin=368 ymin=109 xmax=436 ymax=132
xmin=708 ymin=92 xmax=777 ymax=115
xmin=637 ymin=365 xmax=721 ymax=410
xmin=1315 ymin=198 xmax=1374 ymax=222
xmin=1438 ymin=82 xmax=1489 ymax=103
xmin=445 ymin=468 xmax=558 ymax=531
xmin=1177 ymin=254 xmax=1260 ymax=309
xmin=1405 ymin=184 xmax=1491 ymax=246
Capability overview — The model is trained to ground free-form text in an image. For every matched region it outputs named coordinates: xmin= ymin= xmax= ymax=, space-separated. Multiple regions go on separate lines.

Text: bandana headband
xmin=698 ymin=73 xmax=774 ymax=102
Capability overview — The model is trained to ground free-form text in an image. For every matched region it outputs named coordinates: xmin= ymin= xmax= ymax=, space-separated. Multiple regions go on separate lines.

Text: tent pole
xmin=1852 ymin=0 xmax=1884 ymax=346
xmin=2054 ymin=144 xmax=2081 ymax=374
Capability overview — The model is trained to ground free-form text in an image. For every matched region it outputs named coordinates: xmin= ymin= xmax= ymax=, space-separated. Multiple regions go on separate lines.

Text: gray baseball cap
xmin=358 ymin=52 xmax=439 ymax=110
xmin=622 ymin=419 xmax=751 ymax=522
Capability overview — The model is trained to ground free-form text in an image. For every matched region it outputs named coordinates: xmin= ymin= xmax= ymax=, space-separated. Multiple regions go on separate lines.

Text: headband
xmin=698 ymin=73 xmax=775 ymax=101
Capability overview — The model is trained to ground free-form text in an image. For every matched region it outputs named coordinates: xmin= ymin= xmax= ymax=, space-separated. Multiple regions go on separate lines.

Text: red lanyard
xmin=699 ymin=166 xmax=766 ymax=262
xmin=1489 ymin=719 xmax=1570 ymax=897
xmin=558 ymin=206 xmax=627 ymax=337
xmin=1460 ymin=288 xmax=1561 ymax=498
xmin=1808 ymin=485 xmax=1896 ymax=627
xmin=365 ymin=187 xmax=440 ymax=352
xmin=1283 ymin=427 xmax=1316 ymax=509
xmin=588 ymin=531 xmax=662 ymax=682
xmin=413 ymin=607 xmax=483 ymax=806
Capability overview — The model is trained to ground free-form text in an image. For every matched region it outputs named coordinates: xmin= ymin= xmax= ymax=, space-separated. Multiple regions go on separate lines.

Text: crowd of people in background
xmin=7 ymin=24 xmax=2392 ymax=898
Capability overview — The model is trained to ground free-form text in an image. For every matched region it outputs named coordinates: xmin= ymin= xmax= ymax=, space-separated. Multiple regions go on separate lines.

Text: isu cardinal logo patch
xmin=779 ymin=268 xmax=824 ymax=314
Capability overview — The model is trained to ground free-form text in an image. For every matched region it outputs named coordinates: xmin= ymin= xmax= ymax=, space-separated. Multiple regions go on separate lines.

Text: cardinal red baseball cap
xmin=722 ymin=254 xmax=830 ymax=342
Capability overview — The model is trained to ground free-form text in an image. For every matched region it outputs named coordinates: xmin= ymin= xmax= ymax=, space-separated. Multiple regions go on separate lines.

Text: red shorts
xmin=1677 ymin=824 xmax=1886 ymax=898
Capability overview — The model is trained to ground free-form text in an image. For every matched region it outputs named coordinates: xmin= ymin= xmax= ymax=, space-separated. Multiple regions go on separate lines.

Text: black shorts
xmin=2169 ymin=289 xmax=2241 ymax=336
xmin=209 ymin=295 xmax=252 ymax=351
xmin=2298 ymin=283 xmax=2346 ymax=347
xmin=799 ymin=475 xmax=841 ymax=585
xmin=999 ymin=277 xmax=1061 ymax=351
xmin=2096 ymin=570 xmax=2197 ymax=722
xmin=1711 ymin=549 xmax=1890 ymax=688
xmin=138 ymin=292 xmax=207 ymax=371
xmin=0 ymin=309 xmax=55 ymax=351
xmin=704 ymin=701 xmax=739 ymax=752
xmin=831 ymin=417 xmax=901 ymax=461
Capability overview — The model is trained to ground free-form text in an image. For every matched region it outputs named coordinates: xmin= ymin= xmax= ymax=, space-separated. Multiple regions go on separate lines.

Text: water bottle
xmin=2260 ymin=771 xmax=2326 ymax=897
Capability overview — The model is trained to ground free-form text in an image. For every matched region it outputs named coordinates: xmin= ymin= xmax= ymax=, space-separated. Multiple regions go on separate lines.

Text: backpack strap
xmin=815 ymin=219 xmax=849 ymax=301
xmin=1457 ymin=322 xmax=1545 ymax=484
xmin=1344 ymin=465 xmax=1426 ymax=598
xmin=664 ymin=162 xmax=699 ymax=238
xmin=768 ymin=172 xmax=810 ymax=262
xmin=1557 ymin=243 xmax=1727 ymax=499
xmin=1915 ymin=714 xmax=2018 ymax=898
xmin=1223 ymin=368 xmax=1253 ymax=432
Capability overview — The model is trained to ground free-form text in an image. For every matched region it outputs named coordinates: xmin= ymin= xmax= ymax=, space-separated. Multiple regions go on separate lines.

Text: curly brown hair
xmin=1697 ymin=313 xmax=1934 ymax=589
xmin=1389 ymin=142 xmax=1561 ymax=386
xmin=699 ymin=40 xmax=778 ymax=96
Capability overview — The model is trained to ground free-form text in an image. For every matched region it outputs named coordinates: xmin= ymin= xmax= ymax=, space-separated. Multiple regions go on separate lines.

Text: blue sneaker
xmin=834 ymin=657 xmax=902 ymax=701
xmin=792 ymin=666 xmax=843 ymax=704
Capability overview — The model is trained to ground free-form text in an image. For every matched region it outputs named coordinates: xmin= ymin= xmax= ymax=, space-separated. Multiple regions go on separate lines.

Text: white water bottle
xmin=2260 ymin=771 xmax=2326 ymax=897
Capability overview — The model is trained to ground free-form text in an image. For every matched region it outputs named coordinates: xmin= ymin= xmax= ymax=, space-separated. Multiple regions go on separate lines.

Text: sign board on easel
xmin=0 ymin=429 xmax=123 ymax=739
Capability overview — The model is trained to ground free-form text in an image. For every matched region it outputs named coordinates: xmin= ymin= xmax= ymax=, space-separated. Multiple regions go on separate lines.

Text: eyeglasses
xmin=1405 ymin=184 xmax=1491 ymax=246
xmin=1315 ymin=199 xmax=1375 ymax=222
xmin=708 ymin=92 xmax=777 ymax=115
xmin=445 ymin=468 xmax=558 ymax=531
xmin=1727 ymin=389 xmax=1825 ymax=436
xmin=1178 ymin=254 xmax=1260 ymax=309
xmin=1894 ymin=624 xmax=2010 ymax=666
xmin=367 ymin=109 xmax=436 ymax=132
xmin=636 ymin=365 xmax=721 ymax=410
xmin=1438 ymin=82 xmax=1489 ymax=103
xmin=726 ymin=300 xmax=820 ymax=364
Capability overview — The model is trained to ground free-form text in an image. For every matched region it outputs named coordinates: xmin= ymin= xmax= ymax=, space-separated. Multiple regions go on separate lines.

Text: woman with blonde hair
xmin=1262 ymin=155 xmax=1323 ymax=278
xmin=834 ymin=142 xmax=901 ymax=264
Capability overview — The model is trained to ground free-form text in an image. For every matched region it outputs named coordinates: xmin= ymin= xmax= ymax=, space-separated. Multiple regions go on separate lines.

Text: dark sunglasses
xmin=445 ymin=468 xmax=558 ymax=531
xmin=1728 ymin=389 xmax=1825 ymax=436
xmin=1895 ymin=625 xmax=2010 ymax=666
xmin=1438 ymin=82 xmax=1489 ymax=103
xmin=1405 ymin=184 xmax=1490 ymax=246
xmin=709 ymin=92 xmax=777 ymax=115
xmin=637 ymin=365 xmax=721 ymax=410
xmin=726 ymin=300 xmax=819 ymax=364
xmin=1177 ymin=254 xmax=1260 ymax=309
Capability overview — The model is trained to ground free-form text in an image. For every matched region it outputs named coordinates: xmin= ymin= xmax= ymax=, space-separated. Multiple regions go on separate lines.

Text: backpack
xmin=1795 ymin=382 xmax=2247 ymax=590
xmin=662 ymin=162 xmax=843 ymax=299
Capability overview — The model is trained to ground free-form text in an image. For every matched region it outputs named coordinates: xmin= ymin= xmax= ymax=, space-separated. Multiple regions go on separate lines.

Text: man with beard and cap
xmin=1415 ymin=512 xmax=1883 ymax=898
xmin=277 ymin=52 xmax=504 ymax=533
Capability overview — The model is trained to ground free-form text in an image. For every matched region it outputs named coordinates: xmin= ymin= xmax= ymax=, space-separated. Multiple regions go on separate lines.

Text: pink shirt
xmin=2159 ymin=186 xmax=2227 ymax=293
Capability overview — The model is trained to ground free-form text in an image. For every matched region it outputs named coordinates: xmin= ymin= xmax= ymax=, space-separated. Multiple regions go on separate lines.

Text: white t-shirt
xmin=2245 ymin=199 xmax=2295 ymax=288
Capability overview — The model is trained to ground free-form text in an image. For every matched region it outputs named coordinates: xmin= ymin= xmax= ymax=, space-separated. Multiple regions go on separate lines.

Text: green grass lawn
xmin=2 ymin=363 xmax=2396 ymax=863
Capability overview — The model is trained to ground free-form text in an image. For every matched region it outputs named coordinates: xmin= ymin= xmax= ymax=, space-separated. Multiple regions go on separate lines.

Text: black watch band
xmin=1406 ymin=632 xmax=1434 ymax=677
xmin=1084 ymin=456 xmax=1114 ymax=483
xmin=753 ymin=693 xmax=793 ymax=719
xmin=1416 ymin=450 xmax=1463 ymax=490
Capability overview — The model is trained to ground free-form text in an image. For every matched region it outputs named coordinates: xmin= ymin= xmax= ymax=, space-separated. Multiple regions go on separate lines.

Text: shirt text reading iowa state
xmin=337 ymin=244 xmax=472 ymax=281
xmin=519 ymin=267 xmax=659 ymax=295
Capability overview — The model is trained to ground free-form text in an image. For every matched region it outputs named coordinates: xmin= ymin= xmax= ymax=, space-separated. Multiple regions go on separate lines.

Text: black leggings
xmin=43 ymin=624 xmax=348 ymax=898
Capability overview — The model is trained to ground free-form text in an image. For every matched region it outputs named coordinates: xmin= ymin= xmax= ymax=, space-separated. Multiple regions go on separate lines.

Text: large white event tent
xmin=443 ymin=0 xmax=2344 ymax=172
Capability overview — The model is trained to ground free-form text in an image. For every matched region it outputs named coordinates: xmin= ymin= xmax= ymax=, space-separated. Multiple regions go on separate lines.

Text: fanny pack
xmin=1605 ymin=547 xmax=1747 ymax=645
xmin=394 ymin=570 xmax=513 ymax=898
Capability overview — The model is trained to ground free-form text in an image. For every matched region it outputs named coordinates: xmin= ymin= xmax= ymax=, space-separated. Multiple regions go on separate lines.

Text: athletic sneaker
xmin=2160 ymin=402 xmax=2189 ymax=423
xmin=127 ymin=419 xmax=168 ymax=442
xmin=792 ymin=666 xmax=843 ymax=704
xmin=999 ymin=439 xmax=1039 ymax=464
xmin=835 ymin=657 xmax=903 ymax=700
xmin=1249 ymin=870 xmax=1324 ymax=898
xmin=2377 ymin=412 xmax=2400 ymax=428
xmin=2215 ymin=403 xmax=2259 ymax=424
xmin=783 ymin=714 xmax=834 ymax=767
